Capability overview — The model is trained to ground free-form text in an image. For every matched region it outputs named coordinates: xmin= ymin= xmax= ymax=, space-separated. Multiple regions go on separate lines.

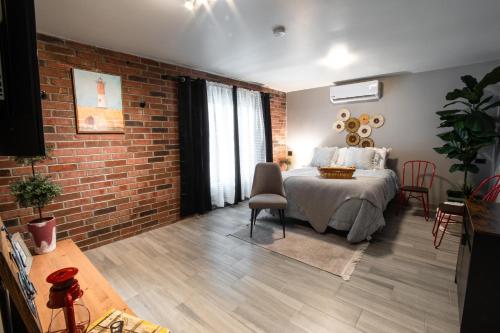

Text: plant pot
xmin=28 ymin=217 xmax=56 ymax=254
xmin=447 ymin=189 xmax=465 ymax=199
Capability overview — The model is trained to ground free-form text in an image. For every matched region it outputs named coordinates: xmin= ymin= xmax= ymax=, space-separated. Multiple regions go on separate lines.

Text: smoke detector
xmin=272 ymin=25 xmax=286 ymax=37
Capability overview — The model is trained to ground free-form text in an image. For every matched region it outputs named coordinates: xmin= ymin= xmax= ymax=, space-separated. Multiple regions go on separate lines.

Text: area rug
xmin=229 ymin=218 xmax=369 ymax=281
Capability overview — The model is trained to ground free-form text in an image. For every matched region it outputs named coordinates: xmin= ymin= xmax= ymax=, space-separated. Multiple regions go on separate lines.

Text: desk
xmin=30 ymin=239 xmax=134 ymax=332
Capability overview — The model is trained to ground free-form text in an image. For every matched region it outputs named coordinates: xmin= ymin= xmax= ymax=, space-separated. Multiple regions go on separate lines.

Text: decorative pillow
xmin=368 ymin=147 xmax=392 ymax=169
xmin=310 ymin=147 xmax=337 ymax=167
xmin=341 ymin=147 xmax=376 ymax=169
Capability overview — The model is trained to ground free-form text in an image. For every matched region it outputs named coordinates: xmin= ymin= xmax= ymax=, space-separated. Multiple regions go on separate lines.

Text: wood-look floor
xmin=86 ymin=203 xmax=460 ymax=333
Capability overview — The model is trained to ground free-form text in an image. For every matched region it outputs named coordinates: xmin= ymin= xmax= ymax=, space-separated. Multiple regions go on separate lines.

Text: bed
xmin=271 ymin=166 xmax=399 ymax=243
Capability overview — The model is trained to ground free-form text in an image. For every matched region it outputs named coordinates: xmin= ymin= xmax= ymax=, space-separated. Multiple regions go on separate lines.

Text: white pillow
xmin=368 ymin=147 xmax=392 ymax=169
xmin=334 ymin=147 xmax=348 ymax=166
xmin=310 ymin=147 xmax=337 ymax=167
xmin=341 ymin=147 xmax=376 ymax=169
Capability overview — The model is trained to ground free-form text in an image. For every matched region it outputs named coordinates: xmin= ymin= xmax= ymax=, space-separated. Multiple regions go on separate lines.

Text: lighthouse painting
xmin=72 ymin=69 xmax=124 ymax=133
xmin=96 ymin=77 xmax=107 ymax=108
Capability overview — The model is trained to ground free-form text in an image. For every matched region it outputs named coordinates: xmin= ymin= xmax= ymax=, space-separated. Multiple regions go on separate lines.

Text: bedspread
xmin=280 ymin=167 xmax=399 ymax=242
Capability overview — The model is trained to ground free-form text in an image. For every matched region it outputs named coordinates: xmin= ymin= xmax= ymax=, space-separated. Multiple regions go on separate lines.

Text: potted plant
xmin=9 ymin=154 xmax=62 ymax=254
xmin=434 ymin=66 xmax=500 ymax=197
xmin=279 ymin=158 xmax=292 ymax=171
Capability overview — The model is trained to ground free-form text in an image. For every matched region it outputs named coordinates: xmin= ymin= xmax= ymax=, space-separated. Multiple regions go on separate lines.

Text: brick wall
xmin=0 ymin=34 xmax=287 ymax=251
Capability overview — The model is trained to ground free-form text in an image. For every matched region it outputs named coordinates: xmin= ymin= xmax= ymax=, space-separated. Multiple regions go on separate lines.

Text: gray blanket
xmin=282 ymin=167 xmax=399 ymax=242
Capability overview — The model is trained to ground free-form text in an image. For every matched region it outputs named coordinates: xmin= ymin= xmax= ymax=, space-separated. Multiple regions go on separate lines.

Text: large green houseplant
xmin=10 ymin=153 xmax=62 ymax=254
xmin=434 ymin=66 xmax=500 ymax=197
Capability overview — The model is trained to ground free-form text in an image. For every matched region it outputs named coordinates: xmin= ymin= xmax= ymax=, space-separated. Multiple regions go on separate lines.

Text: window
xmin=207 ymin=81 xmax=236 ymax=207
xmin=237 ymin=88 xmax=266 ymax=199
xmin=207 ymin=82 xmax=267 ymax=207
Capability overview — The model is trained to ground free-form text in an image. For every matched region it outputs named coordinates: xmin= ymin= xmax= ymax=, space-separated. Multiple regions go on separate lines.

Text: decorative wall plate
xmin=357 ymin=124 xmax=372 ymax=137
xmin=332 ymin=120 xmax=345 ymax=132
xmin=370 ymin=115 xmax=385 ymax=128
xmin=359 ymin=114 xmax=370 ymax=125
xmin=345 ymin=118 xmax=360 ymax=133
xmin=337 ymin=108 xmax=350 ymax=121
xmin=346 ymin=133 xmax=360 ymax=146
xmin=357 ymin=125 xmax=372 ymax=138
xmin=359 ymin=137 xmax=374 ymax=147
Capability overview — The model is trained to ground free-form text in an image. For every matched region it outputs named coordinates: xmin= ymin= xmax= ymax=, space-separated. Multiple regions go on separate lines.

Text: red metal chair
xmin=398 ymin=160 xmax=436 ymax=221
xmin=432 ymin=174 xmax=500 ymax=248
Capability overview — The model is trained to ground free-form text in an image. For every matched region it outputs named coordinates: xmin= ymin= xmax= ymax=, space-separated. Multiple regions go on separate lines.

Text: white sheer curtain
xmin=207 ymin=81 xmax=236 ymax=207
xmin=237 ymin=88 xmax=266 ymax=199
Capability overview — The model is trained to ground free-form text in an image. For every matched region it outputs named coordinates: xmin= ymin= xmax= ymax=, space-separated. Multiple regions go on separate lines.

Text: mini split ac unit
xmin=330 ymin=80 xmax=381 ymax=104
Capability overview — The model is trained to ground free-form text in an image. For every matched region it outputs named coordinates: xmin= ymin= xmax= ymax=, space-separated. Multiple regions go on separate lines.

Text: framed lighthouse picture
xmin=72 ymin=69 xmax=125 ymax=133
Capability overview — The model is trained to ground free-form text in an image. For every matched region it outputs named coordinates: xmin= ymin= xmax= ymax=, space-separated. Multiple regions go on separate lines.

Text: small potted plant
xmin=9 ymin=154 xmax=62 ymax=254
xmin=279 ymin=158 xmax=292 ymax=171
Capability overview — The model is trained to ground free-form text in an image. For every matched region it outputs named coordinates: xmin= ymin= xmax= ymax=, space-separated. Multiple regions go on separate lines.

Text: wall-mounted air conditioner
xmin=330 ymin=80 xmax=381 ymax=104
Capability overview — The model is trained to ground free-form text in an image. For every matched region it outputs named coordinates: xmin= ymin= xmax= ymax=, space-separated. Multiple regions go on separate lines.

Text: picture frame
xmin=72 ymin=68 xmax=125 ymax=133
xmin=11 ymin=232 xmax=33 ymax=274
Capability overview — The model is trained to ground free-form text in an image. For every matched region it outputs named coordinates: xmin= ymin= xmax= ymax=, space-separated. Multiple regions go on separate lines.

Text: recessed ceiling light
xmin=321 ymin=45 xmax=357 ymax=69
xmin=272 ymin=25 xmax=286 ymax=37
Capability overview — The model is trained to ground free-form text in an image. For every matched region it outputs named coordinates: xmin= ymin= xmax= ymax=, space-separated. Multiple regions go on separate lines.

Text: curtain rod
xmin=160 ymin=75 xmax=269 ymax=94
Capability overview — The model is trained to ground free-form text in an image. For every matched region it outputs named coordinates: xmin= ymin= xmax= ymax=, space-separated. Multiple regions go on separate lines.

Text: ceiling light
xmin=184 ymin=0 xmax=216 ymax=11
xmin=321 ymin=45 xmax=357 ymax=69
xmin=184 ymin=0 xmax=195 ymax=11
xmin=272 ymin=25 xmax=286 ymax=37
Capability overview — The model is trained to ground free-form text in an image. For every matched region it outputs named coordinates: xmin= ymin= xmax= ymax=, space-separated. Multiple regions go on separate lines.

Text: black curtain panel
xmin=232 ymin=86 xmax=242 ymax=203
xmin=261 ymin=92 xmax=274 ymax=162
xmin=178 ymin=77 xmax=211 ymax=216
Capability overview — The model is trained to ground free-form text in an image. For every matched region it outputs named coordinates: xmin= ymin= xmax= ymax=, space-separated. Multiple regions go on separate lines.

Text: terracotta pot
xmin=28 ymin=217 xmax=57 ymax=254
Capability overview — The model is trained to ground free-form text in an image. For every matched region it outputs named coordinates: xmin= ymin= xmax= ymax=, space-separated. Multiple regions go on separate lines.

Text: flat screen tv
xmin=0 ymin=0 xmax=45 ymax=156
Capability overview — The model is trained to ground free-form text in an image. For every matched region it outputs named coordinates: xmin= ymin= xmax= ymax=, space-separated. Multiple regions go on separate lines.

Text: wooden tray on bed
xmin=319 ymin=166 xmax=356 ymax=179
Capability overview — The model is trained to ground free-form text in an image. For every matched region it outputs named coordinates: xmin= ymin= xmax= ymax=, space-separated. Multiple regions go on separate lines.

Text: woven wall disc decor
xmin=369 ymin=115 xmax=385 ymax=128
xmin=346 ymin=132 xmax=360 ymax=146
xmin=333 ymin=108 xmax=385 ymax=148
xmin=357 ymin=124 xmax=371 ymax=138
xmin=333 ymin=120 xmax=345 ymax=132
xmin=359 ymin=114 xmax=370 ymax=125
xmin=345 ymin=118 xmax=360 ymax=133
xmin=359 ymin=137 xmax=374 ymax=148
xmin=337 ymin=108 xmax=351 ymax=121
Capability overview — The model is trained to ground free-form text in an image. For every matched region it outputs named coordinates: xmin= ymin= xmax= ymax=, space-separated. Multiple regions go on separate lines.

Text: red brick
xmin=48 ymin=164 xmax=77 ymax=172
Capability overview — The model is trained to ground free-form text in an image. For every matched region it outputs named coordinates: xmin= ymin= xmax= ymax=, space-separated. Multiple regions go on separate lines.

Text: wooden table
xmin=30 ymin=239 xmax=134 ymax=332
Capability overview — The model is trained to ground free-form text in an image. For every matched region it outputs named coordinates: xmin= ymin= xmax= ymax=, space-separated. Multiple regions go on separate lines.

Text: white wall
xmin=287 ymin=60 xmax=500 ymax=204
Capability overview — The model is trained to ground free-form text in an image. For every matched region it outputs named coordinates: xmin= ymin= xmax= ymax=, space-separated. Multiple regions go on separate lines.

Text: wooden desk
xmin=30 ymin=239 xmax=134 ymax=332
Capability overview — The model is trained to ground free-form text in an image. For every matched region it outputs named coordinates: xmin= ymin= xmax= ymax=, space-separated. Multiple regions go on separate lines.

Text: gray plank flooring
xmin=86 ymin=203 xmax=460 ymax=332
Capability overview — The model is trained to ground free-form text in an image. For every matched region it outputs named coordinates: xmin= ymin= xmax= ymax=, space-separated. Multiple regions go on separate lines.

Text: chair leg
xmin=432 ymin=209 xmax=442 ymax=236
xmin=425 ymin=193 xmax=430 ymax=221
xmin=421 ymin=194 xmax=428 ymax=221
xmin=434 ymin=213 xmax=451 ymax=249
xmin=250 ymin=209 xmax=255 ymax=238
xmin=279 ymin=209 xmax=286 ymax=238
xmin=254 ymin=209 xmax=261 ymax=224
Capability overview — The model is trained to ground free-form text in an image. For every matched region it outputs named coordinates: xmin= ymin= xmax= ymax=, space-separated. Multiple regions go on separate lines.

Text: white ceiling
xmin=35 ymin=0 xmax=500 ymax=92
